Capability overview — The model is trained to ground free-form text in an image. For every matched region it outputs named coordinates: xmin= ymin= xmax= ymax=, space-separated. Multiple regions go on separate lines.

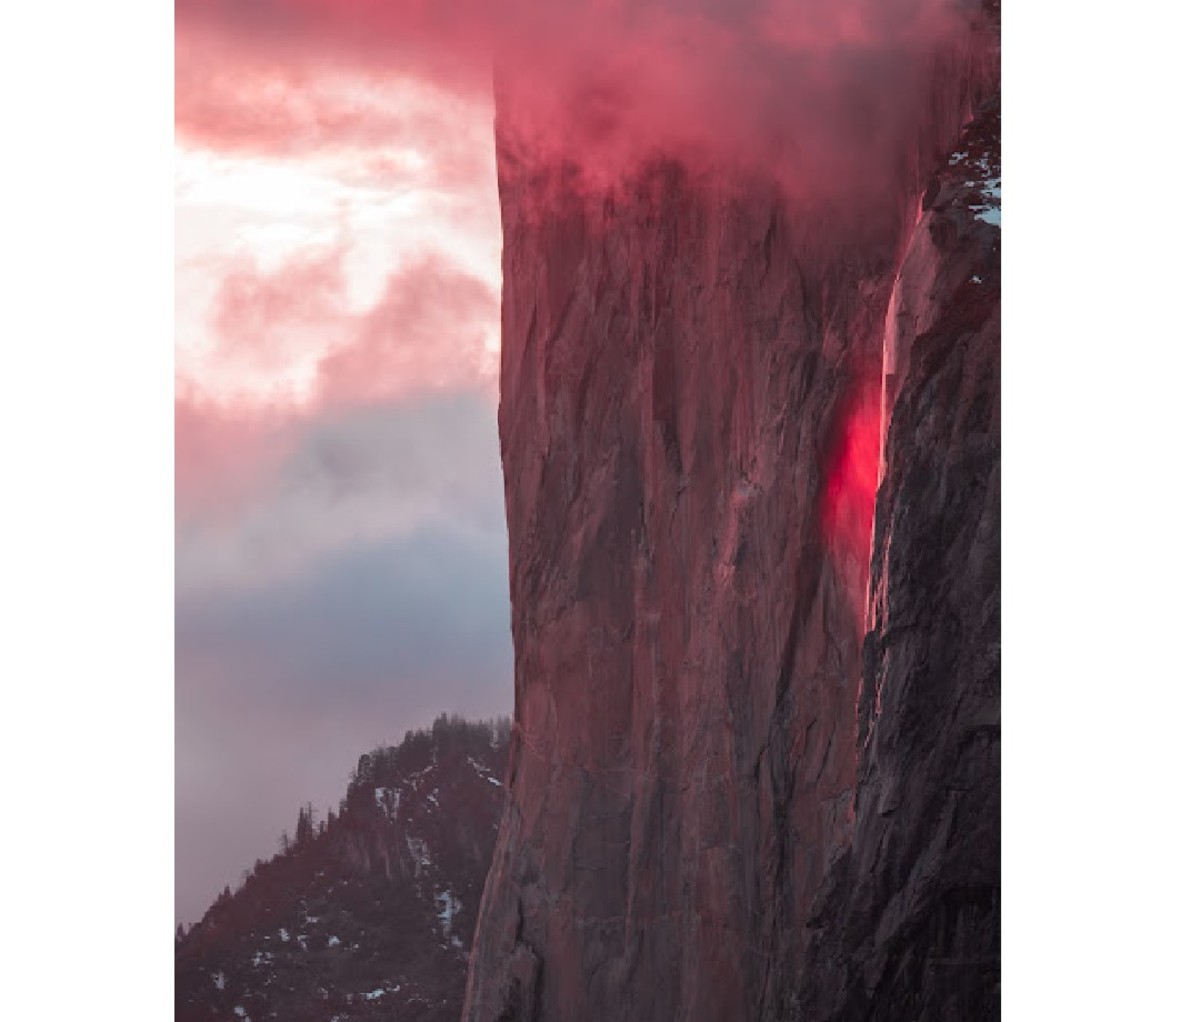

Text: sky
xmin=174 ymin=15 xmax=512 ymax=926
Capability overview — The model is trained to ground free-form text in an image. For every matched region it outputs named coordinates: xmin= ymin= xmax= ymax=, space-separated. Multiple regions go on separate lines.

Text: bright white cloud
xmin=175 ymin=67 xmax=501 ymax=409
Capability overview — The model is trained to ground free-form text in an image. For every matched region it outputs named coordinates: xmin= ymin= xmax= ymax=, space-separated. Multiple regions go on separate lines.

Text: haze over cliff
xmin=461 ymin=3 xmax=1000 ymax=1021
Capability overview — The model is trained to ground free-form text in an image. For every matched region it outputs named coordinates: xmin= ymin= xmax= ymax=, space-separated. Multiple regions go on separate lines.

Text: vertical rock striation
xmin=464 ymin=9 xmax=999 ymax=1022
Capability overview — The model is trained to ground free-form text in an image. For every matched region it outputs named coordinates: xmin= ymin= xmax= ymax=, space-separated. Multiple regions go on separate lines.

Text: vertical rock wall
xmin=463 ymin=12 xmax=999 ymax=1022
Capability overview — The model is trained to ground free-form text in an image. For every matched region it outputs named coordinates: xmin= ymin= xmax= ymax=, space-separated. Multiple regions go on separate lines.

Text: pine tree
xmin=295 ymin=804 xmax=314 ymax=848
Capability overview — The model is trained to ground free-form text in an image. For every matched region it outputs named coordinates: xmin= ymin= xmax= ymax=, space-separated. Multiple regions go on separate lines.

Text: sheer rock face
xmin=468 ymin=172 xmax=894 ymax=1022
xmin=800 ymin=99 xmax=1001 ymax=1022
xmin=464 ymin=22 xmax=999 ymax=1022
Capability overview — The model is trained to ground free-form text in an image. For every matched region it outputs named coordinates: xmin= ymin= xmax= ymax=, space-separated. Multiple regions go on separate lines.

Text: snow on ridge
xmin=435 ymin=889 xmax=462 ymax=938
xmin=463 ymin=753 xmax=501 ymax=786
xmin=940 ymin=107 xmax=1000 ymax=230
xmin=406 ymin=834 xmax=432 ymax=876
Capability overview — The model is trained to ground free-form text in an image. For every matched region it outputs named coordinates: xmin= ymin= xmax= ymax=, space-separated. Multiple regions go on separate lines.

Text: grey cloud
xmin=279 ymin=393 xmax=504 ymax=533
xmin=177 ymin=391 xmax=506 ymax=591
xmin=177 ymin=524 xmax=512 ymax=702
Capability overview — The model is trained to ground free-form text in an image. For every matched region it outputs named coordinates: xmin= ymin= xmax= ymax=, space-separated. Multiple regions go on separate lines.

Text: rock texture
xmin=464 ymin=10 xmax=999 ymax=1022
xmin=800 ymin=98 xmax=1001 ymax=1022
xmin=176 ymin=717 xmax=509 ymax=1022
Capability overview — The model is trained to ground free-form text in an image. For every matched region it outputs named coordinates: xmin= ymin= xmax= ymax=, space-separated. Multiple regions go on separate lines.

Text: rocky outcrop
xmin=464 ymin=10 xmax=999 ymax=1022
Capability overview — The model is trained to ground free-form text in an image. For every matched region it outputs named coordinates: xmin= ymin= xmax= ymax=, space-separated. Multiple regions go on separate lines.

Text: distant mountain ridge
xmin=176 ymin=715 xmax=511 ymax=1022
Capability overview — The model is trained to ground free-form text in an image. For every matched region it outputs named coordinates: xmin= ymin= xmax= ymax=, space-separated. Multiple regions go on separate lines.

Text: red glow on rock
xmin=821 ymin=386 xmax=882 ymax=574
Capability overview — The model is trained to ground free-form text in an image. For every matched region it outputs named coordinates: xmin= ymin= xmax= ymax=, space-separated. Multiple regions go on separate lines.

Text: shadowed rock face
xmin=464 ymin=16 xmax=999 ymax=1022
xmin=800 ymin=98 xmax=1000 ymax=1022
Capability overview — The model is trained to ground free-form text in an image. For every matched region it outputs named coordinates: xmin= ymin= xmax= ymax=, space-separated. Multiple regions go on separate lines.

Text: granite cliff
xmin=464 ymin=5 xmax=1000 ymax=1021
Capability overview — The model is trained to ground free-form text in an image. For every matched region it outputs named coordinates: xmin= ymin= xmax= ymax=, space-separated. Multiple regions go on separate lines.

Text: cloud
xmin=178 ymin=0 xmax=982 ymax=199
xmin=315 ymin=256 xmax=498 ymax=406
xmin=176 ymin=22 xmax=496 ymax=192
xmin=177 ymin=524 xmax=512 ymax=704
xmin=176 ymin=389 xmax=294 ymax=521
xmin=177 ymin=391 xmax=506 ymax=582
xmin=176 ymin=248 xmax=502 ymax=538
xmin=174 ymin=12 xmax=503 ymax=411
xmin=210 ymin=245 xmax=348 ymax=376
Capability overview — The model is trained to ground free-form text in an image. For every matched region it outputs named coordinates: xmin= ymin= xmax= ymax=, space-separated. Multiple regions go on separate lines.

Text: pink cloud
xmin=177 ymin=251 xmax=499 ymax=523
xmin=176 ymin=21 xmax=495 ymax=190
xmin=176 ymin=388 xmax=294 ymax=524
xmin=210 ymin=246 xmax=348 ymax=372
xmin=201 ymin=247 xmax=497 ymax=403
xmin=316 ymin=258 xmax=497 ymax=407
xmin=178 ymin=0 xmax=983 ymax=199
